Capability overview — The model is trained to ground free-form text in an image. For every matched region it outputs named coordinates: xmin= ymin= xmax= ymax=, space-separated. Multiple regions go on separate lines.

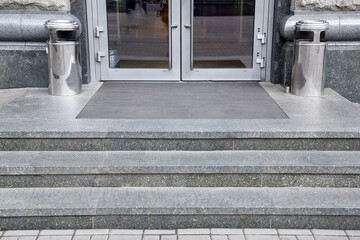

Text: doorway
xmin=91 ymin=0 xmax=270 ymax=81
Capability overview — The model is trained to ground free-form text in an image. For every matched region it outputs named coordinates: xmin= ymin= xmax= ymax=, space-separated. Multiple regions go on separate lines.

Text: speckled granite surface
xmin=0 ymin=82 xmax=358 ymax=230
xmin=70 ymin=0 xmax=90 ymax=84
xmin=1 ymin=151 xmax=360 ymax=188
xmin=0 ymin=82 xmax=357 ymax=151
xmin=1 ymin=187 xmax=360 ymax=230
xmin=0 ymin=43 xmax=48 ymax=89
xmin=271 ymin=0 xmax=292 ymax=84
xmin=326 ymin=43 xmax=360 ymax=103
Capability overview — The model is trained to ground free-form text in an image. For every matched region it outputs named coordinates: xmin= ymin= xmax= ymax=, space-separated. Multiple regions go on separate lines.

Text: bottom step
xmin=0 ymin=187 xmax=360 ymax=230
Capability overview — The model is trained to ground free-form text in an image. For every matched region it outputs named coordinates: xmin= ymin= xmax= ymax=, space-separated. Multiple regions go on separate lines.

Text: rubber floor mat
xmin=77 ymin=82 xmax=288 ymax=119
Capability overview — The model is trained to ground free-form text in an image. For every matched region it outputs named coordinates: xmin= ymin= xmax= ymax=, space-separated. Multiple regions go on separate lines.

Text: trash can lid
xmin=295 ymin=20 xmax=329 ymax=31
xmin=45 ymin=20 xmax=79 ymax=30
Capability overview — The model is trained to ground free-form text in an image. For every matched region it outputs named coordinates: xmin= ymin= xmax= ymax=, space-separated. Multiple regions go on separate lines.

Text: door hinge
xmin=256 ymin=58 xmax=266 ymax=68
xmin=95 ymin=26 xmax=104 ymax=38
xmin=257 ymin=33 xmax=267 ymax=44
xmin=96 ymin=52 xmax=105 ymax=62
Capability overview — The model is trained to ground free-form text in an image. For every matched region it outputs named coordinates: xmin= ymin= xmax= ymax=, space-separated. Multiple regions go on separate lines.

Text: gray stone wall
xmin=293 ymin=0 xmax=360 ymax=11
xmin=70 ymin=0 xmax=90 ymax=83
xmin=0 ymin=0 xmax=70 ymax=11
xmin=271 ymin=0 xmax=292 ymax=84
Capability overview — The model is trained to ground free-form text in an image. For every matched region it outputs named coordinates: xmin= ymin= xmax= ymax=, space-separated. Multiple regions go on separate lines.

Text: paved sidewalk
xmin=0 ymin=229 xmax=360 ymax=240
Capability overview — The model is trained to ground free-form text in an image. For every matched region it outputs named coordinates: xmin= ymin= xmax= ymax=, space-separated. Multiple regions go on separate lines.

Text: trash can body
xmin=292 ymin=41 xmax=326 ymax=96
xmin=47 ymin=41 xmax=82 ymax=96
xmin=291 ymin=20 xmax=329 ymax=97
xmin=45 ymin=20 xmax=82 ymax=96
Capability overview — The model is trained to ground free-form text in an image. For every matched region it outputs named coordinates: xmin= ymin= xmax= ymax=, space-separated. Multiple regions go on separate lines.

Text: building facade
xmin=0 ymin=0 xmax=359 ymax=103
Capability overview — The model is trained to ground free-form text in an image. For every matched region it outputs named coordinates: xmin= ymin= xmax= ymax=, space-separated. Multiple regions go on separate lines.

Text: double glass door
xmin=97 ymin=0 xmax=267 ymax=81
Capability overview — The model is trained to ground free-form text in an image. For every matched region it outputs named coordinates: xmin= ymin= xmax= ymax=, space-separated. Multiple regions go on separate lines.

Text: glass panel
xmin=193 ymin=0 xmax=255 ymax=68
xmin=106 ymin=0 xmax=169 ymax=68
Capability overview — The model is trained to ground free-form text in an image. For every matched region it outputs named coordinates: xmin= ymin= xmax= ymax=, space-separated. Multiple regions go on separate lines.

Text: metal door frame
xmin=93 ymin=0 xmax=181 ymax=81
xmin=86 ymin=0 xmax=274 ymax=82
xmin=182 ymin=0 xmax=268 ymax=81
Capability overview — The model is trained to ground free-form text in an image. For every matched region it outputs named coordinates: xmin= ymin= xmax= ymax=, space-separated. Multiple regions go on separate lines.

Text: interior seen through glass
xmin=106 ymin=0 xmax=169 ymax=68
xmin=106 ymin=0 xmax=255 ymax=69
xmin=193 ymin=0 xmax=255 ymax=68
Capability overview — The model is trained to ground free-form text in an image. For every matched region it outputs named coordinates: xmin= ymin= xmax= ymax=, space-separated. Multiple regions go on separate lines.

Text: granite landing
xmin=0 ymin=82 xmax=358 ymax=151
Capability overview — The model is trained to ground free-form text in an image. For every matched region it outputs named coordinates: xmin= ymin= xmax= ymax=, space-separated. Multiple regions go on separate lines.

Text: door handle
xmin=184 ymin=24 xmax=192 ymax=29
xmin=171 ymin=24 xmax=178 ymax=28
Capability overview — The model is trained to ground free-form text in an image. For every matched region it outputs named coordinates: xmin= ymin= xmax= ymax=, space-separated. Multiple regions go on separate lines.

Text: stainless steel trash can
xmin=45 ymin=20 xmax=82 ymax=96
xmin=291 ymin=20 xmax=329 ymax=97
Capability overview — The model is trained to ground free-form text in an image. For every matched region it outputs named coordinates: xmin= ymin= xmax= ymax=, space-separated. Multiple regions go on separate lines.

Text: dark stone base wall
xmin=70 ymin=0 xmax=90 ymax=84
xmin=0 ymin=43 xmax=48 ymax=88
xmin=281 ymin=42 xmax=294 ymax=87
xmin=271 ymin=0 xmax=292 ymax=85
xmin=326 ymin=43 xmax=360 ymax=103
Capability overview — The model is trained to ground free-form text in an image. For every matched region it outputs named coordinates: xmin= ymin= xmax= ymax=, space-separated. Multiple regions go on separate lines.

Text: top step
xmin=0 ymin=118 xmax=359 ymax=151
xmin=0 ymin=83 xmax=358 ymax=151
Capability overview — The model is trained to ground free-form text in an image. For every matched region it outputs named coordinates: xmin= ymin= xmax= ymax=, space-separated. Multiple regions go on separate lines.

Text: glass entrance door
xmin=97 ymin=0 xmax=267 ymax=81
xmin=182 ymin=0 xmax=266 ymax=81
xmin=98 ymin=0 xmax=181 ymax=80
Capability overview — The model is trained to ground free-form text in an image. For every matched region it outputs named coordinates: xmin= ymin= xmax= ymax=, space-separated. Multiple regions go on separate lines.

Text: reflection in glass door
xmin=182 ymin=0 xmax=267 ymax=81
xmin=98 ymin=0 xmax=181 ymax=80
xmin=107 ymin=0 xmax=169 ymax=68
xmin=193 ymin=0 xmax=255 ymax=69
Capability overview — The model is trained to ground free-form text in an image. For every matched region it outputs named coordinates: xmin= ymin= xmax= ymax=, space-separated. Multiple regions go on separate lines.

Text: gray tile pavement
xmin=17 ymin=237 xmax=36 ymax=240
xmin=0 ymin=229 xmax=358 ymax=240
xmin=108 ymin=236 xmax=141 ymax=240
xmin=40 ymin=231 xmax=74 ymax=236
xmin=72 ymin=237 xmax=90 ymax=240
xmin=279 ymin=236 xmax=297 ymax=240
xmin=160 ymin=236 xmax=176 ymax=240
xmin=296 ymin=237 xmax=315 ymax=240
xmin=178 ymin=236 xmax=211 ymax=240
xmin=347 ymin=231 xmax=360 ymax=237
xmin=278 ymin=230 xmax=312 ymax=236
xmin=37 ymin=237 xmax=72 ymax=240
xmin=312 ymin=229 xmax=347 ymax=236
xmin=228 ymin=236 xmax=246 ymax=240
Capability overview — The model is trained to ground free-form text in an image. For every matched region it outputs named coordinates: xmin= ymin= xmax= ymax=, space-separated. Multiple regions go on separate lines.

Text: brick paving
xmin=1 ymin=229 xmax=360 ymax=240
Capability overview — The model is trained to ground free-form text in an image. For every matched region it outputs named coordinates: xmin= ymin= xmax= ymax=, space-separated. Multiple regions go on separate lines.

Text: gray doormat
xmin=77 ymin=82 xmax=288 ymax=119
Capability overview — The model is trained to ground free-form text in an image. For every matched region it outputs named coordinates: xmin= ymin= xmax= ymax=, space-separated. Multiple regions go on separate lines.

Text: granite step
xmin=0 ymin=137 xmax=359 ymax=151
xmin=0 ymin=117 xmax=359 ymax=151
xmin=0 ymin=187 xmax=360 ymax=230
xmin=1 ymin=151 xmax=360 ymax=188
